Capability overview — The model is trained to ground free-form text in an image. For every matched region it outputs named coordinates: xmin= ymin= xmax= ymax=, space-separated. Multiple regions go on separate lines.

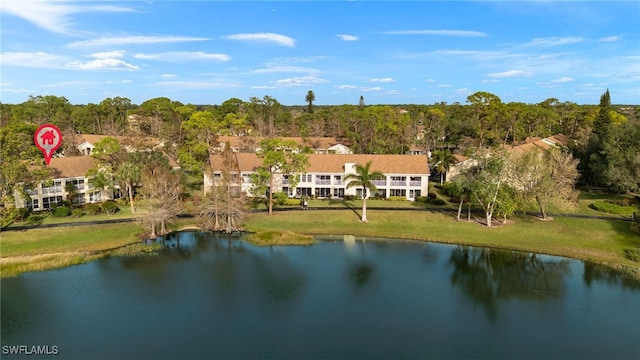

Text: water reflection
xmin=449 ymin=246 xmax=570 ymax=321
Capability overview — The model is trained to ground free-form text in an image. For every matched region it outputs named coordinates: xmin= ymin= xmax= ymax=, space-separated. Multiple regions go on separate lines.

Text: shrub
xmin=52 ymin=206 xmax=71 ymax=218
xmin=415 ymin=196 xmax=430 ymax=203
xmin=387 ymin=196 xmax=406 ymax=201
xmin=429 ymin=198 xmax=446 ymax=206
xmin=427 ymin=192 xmax=437 ymax=199
xmin=3 ymin=207 xmax=31 ymax=224
xmin=71 ymin=208 xmax=85 ymax=217
xmin=345 ymin=195 xmax=356 ymax=201
xmin=589 ymin=201 xmax=637 ymax=215
xmin=630 ymin=212 xmax=640 ymax=235
xmin=85 ymin=203 xmax=101 ymax=215
xmin=272 ymin=191 xmax=289 ymax=206
xmin=442 ymin=182 xmax=460 ymax=197
xmin=101 ymin=200 xmax=119 ymax=215
xmin=26 ymin=214 xmax=46 ymax=224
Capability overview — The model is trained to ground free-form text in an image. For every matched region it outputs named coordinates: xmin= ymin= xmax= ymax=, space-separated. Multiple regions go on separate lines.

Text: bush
xmin=52 ymin=206 xmax=71 ymax=217
xmin=442 ymin=182 xmax=460 ymax=197
xmin=85 ymin=203 xmax=101 ymax=215
xmin=589 ymin=201 xmax=637 ymax=215
xmin=630 ymin=212 xmax=640 ymax=235
xmin=2 ymin=207 xmax=31 ymax=225
xmin=26 ymin=214 xmax=46 ymax=224
xmin=387 ymin=196 xmax=406 ymax=201
xmin=429 ymin=198 xmax=446 ymax=206
xmin=427 ymin=192 xmax=437 ymax=199
xmin=272 ymin=191 xmax=289 ymax=206
xmin=345 ymin=195 xmax=356 ymax=201
xmin=71 ymin=208 xmax=85 ymax=217
xmin=415 ymin=196 xmax=430 ymax=203
xmin=101 ymin=200 xmax=119 ymax=215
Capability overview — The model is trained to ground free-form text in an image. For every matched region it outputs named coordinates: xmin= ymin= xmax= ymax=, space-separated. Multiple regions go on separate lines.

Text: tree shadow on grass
xmin=329 ymin=199 xmax=361 ymax=220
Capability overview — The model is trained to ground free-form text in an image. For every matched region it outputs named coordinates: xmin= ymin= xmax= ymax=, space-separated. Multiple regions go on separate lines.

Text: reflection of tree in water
xmin=253 ymin=253 xmax=307 ymax=310
xmin=583 ymin=262 xmax=640 ymax=290
xmin=449 ymin=246 xmax=570 ymax=321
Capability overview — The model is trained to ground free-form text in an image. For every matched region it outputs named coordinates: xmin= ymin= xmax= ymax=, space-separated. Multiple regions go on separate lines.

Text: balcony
xmin=315 ymin=179 xmax=331 ymax=185
xmin=372 ymin=180 xmax=387 ymax=186
xmin=390 ymin=181 xmax=406 ymax=186
xmin=409 ymin=181 xmax=422 ymax=186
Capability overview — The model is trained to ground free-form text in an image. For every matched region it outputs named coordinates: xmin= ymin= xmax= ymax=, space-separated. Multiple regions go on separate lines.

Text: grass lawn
xmin=243 ymin=208 xmax=640 ymax=275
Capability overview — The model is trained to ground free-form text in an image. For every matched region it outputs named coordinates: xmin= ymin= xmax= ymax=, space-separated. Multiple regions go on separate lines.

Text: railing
xmin=409 ymin=181 xmax=422 ymax=186
xmin=315 ymin=179 xmax=331 ymax=185
xmin=372 ymin=180 xmax=387 ymax=186
xmin=333 ymin=180 xmax=344 ymax=185
xmin=390 ymin=180 xmax=405 ymax=186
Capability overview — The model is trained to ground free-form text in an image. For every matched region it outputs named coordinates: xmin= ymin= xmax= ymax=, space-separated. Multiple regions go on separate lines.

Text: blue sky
xmin=1 ymin=1 xmax=639 ymax=106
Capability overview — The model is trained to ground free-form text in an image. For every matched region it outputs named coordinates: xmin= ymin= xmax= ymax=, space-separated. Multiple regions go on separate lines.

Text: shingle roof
xmin=210 ymin=153 xmax=430 ymax=174
xmin=47 ymin=156 xmax=97 ymax=179
xmin=216 ymin=136 xmax=344 ymax=150
xmin=77 ymin=134 xmax=161 ymax=149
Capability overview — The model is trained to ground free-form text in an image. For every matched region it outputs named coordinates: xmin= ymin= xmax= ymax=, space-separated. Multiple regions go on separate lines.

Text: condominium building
xmin=205 ymin=153 xmax=430 ymax=200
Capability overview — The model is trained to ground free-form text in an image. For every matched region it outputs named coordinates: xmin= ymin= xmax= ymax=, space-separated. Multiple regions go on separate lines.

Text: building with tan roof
xmin=16 ymin=156 xmax=116 ymax=211
xmin=213 ymin=136 xmax=351 ymax=154
xmin=205 ymin=153 xmax=430 ymax=200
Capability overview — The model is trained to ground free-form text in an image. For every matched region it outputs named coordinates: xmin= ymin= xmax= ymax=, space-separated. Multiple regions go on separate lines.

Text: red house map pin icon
xmin=34 ymin=124 xmax=63 ymax=165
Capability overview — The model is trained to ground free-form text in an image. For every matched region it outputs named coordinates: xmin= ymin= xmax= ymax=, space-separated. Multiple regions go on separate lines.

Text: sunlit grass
xmin=244 ymin=208 xmax=640 ymax=276
xmin=245 ymin=230 xmax=314 ymax=246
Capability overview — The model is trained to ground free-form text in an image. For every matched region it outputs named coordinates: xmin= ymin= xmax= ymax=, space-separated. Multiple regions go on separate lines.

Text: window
xmin=89 ymin=191 xmax=102 ymax=203
xmin=409 ymin=190 xmax=421 ymax=199
xmin=390 ymin=176 xmax=406 ymax=186
xmin=315 ymin=188 xmax=331 ymax=198
xmin=316 ymin=175 xmax=330 ymax=185
xmin=296 ymin=187 xmax=312 ymax=197
xmin=390 ymin=189 xmax=406 ymax=197
xmin=333 ymin=188 xmax=345 ymax=198
xmin=42 ymin=181 xmax=62 ymax=195
xmin=73 ymin=194 xmax=86 ymax=206
xmin=71 ymin=179 xmax=85 ymax=191
xmin=299 ymin=174 xmax=312 ymax=183
xmin=409 ymin=177 xmax=422 ymax=186
xmin=42 ymin=196 xmax=63 ymax=210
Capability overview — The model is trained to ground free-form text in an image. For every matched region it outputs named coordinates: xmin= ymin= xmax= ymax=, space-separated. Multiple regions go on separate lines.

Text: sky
xmin=1 ymin=1 xmax=639 ymax=106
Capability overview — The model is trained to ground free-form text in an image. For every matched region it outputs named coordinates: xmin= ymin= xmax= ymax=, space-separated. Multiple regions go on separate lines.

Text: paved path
xmin=2 ymin=207 xmax=631 ymax=232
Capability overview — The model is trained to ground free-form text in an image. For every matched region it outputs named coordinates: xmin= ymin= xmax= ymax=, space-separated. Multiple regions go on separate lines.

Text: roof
xmin=77 ymin=134 xmax=162 ymax=149
xmin=47 ymin=156 xmax=97 ymax=179
xmin=216 ymin=136 xmax=345 ymax=150
xmin=502 ymin=134 xmax=568 ymax=154
xmin=210 ymin=153 xmax=430 ymax=174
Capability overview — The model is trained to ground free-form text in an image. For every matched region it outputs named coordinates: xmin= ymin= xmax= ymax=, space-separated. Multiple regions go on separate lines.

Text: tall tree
xmin=305 ymin=90 xmax=316 ymax=113
xmin=466 ymin=148 xmax=508 ymax=227
xmin=139 ymin=154 xmax=182 ymax=238
xmin=199 ymin=143 xmax=249 ymax=232
xmin=432 ymin=149 xmax=457 ymax=185
xmin=344 ymin=161 xmax=385 ymax=223
xmin=252 ymin=138 xmax=310 ymax=215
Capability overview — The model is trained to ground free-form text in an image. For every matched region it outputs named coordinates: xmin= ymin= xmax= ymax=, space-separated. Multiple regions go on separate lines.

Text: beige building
xmin=205 ymin=153 xmax=430 ymax=200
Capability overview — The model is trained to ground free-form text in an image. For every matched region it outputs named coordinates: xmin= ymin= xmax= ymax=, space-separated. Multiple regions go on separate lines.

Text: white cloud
xmin=383 ymin=29 xmax=487 ymax=37
xmin=254 ymin=65 xmax=318 ymax=74
xmin=598 ymin=36 xmax=620 ymax=42
xmin=438 ymin=84 xmax=452 ymax=88
xmin=0 ymin=51 xmax=68 ymax=68
xmin=487 ymin=70 xmax=532 ymax=78
xmin=368 ymin=77 xmax=395 ymax=83
xmin=68 ymin=36 xmax=209 ymax=48
xmin=337 ymin=34 xmax=358 ymax=41
xmin=273 ymin=75 xmax=329 ymax=87
xmin=155 ymin=80 xmax=242 ymax=89
xmin=551 ymin=77 xmax=575 ymax=83
xmin=525 ymin=37 xmax=583 ymax=47
xmin=161 ymin=74 xmax=177 ymax=78
xmin=0 ymin=0 xmax=135 ymax=35
xmin=91 ymin=50 xmax=126 ymax=59
xmin=67 ymin=58 xmax=138 ymax=71
xmin=362 ymin=87 xmax=383 ymax=92
xmin=134 ymin=51 xmax=231 ymax=62
xmin=251 ymin=85 xmax=277 ymax=89
xmin=223 ymin=33 xmax=295 ymax=47
xmin=337 ymin=85 xmax=358 ymax=89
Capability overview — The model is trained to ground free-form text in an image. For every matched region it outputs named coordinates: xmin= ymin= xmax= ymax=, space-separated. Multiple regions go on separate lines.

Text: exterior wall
xmin=206 ymin=168 xmax=429 ymax=201
xmin=15 ymin=177 xmax=115 ymax=211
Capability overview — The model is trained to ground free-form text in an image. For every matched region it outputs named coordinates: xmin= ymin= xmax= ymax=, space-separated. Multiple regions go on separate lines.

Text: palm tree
xmin=432 ymin=149 xmax=457 ymax=185
xmin=344 ymin=161 xmax=385 ymax=222
xmin=305 ymin=90 xmax=315 ymax=113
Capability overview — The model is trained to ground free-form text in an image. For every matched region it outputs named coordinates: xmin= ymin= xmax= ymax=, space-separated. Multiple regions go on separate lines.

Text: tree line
xmin=1 ymin=90 xmax=638 ymax=232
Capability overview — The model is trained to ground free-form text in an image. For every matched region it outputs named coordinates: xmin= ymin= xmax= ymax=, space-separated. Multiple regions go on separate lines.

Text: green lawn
xmin=243 ymin=208 xmax=640 ymax=274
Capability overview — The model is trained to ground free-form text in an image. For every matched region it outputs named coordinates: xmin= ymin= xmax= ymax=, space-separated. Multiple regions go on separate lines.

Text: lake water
xmin=2 ymin=232 xmax=639 ymax=359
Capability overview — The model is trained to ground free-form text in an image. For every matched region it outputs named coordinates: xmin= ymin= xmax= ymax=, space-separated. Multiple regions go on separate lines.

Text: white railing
xmin=409 ymin=181 xmax=421 ymax=186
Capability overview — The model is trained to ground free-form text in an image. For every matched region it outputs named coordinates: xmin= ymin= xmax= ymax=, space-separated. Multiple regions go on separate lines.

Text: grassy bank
xmin=243 ymin=209 xmax=640 ymax=276
xmin=245 ymin=230 xmax=314 ymax=246
xmin=0 ymin=223 xmax=149 ymax=277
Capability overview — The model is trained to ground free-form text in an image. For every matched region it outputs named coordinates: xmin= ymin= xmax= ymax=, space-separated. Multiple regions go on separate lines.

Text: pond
xmin=2 ymin=232 xmax=639 ymax=359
